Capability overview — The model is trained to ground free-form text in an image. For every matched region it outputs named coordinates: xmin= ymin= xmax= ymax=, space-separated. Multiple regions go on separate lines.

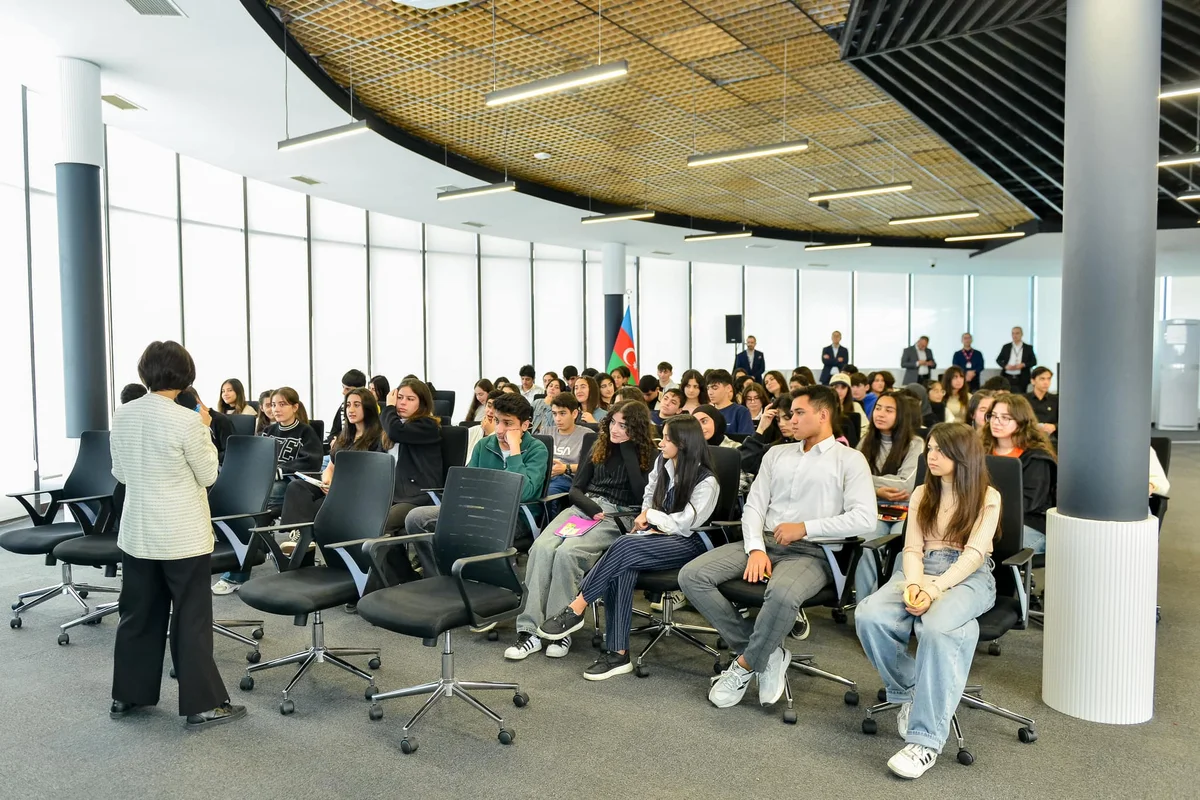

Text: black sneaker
xmin=186 ymin=701 xmax=247 ymax=730
xmin=536 ymin=607 xmax=585 ymax=641
xmin=584 ymin=651 xmax=633 ymax=681
xmin=110 ymin=701 xmax=144 ymax=719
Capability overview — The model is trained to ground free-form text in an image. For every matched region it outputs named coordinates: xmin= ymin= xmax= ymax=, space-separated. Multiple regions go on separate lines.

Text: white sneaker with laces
xmin=896 ymin=701 xmax=911 ymax=739
xmin=887 ymin=743 xmax=938 ymax=779
xmin=503 ymin=632 xmax=542 ymax=661
xmin=650 ymin=591 xmax=688 ymax=612
xmin=789 ymin=608 xmax=810 ymax=640
xmin=211 ymin=579 xmax=240 ymax=596
xmin=708 ymin=660 xmax=754 ymax=708
xmin=545 ymin=636 xmax=572 ymax=658
xmin=757 ymin=647 xmax=792 ymax=706
xmin=470 ymin=622 xmax=498 ymax=634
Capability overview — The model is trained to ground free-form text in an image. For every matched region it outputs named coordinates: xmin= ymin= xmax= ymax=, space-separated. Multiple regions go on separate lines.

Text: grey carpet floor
xmin=2 ymin=455 xmax=1199 ymax=800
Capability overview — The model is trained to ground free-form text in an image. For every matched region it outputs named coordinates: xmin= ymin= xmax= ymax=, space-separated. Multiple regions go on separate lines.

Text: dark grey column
xmin=602 ymin=242 xmax=626 ymax=366
xmin=55 ymin=58 xmax=108 ymax=435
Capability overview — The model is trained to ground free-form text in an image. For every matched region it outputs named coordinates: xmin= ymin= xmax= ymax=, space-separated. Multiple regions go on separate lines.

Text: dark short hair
xmin=486 ymin=389 xmax=505 ymax=402
xmin=657 ymin=361 xmax=673 ymax=372
xmin=175 ymin=387 xmax=199 ymax=410
xmin=617 ymin=386 xmax=645 ymax=403
xmin=137 ymin=341 xmax=196 ymax=392
xmin=119 ymin=383 xmax=147 ymax=404
xmin=706 ymin=369 xmax=734 ymax=388
xmin=1031 ymin=366 xmax=1053 ymax=380
xmin=662 ymin=387 xmax=684 ymax=402
xmin=791 ymin=385 xmax=839 ymax=417
xmin=492 ymin=392 xmax=533 ymax=423
xmin=850 ymin=372 xmax=870 ymax=387
xmin=982 ymin=375 xmax=1010 ymax=391
xmin=638 ymin=375 xmax=660 ymax=393
xmin=581 ymin=367 xmax=599 ymax=378
xmin=562 ymin=365 xmax=579 ymax=379
xmin=342 ymin=369 xmax=367 ymax=388
xmin=519 ymin=364 xmax=536 ymax=379
xmin=549 ymin=391 xmax=580 ymax=412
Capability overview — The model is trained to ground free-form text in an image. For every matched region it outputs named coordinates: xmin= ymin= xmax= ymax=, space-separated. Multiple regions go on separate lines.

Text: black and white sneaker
xmin=503 ymin=632 xmax=542 ymax=661
xmin=537 ymin=607 xmax=585 ymax=641
xmin=583 ymin=651 xmax=633 ymax=681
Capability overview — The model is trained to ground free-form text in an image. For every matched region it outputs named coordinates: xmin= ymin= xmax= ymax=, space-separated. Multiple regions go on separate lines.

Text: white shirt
xmin=739 ymin=435 xmax=877 ymax=554
xmin=916 ymin=348 xmax=929 ymax=376
xmin=642 ymin=457 xmax=720 ymax=537
xmin=520 ymin=386 xmax=538 ymax=403
xmin=661 ymin=379 xmax=677 ymax=392
xmin=1006 ymin=343 xmax=1024 ymax=374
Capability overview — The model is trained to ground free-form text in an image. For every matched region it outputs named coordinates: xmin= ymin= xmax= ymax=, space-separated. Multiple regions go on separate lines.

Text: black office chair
xmin=3 ymin=431 xmax=119 ymax=629
xmin=310 ymin=419 xmax=325 ymax=442
xmin=229 ymin=415 xmax=257 ymax=436
xmin=432 ymin=390 xmax=456 ymax=420
xmin=842 ymin=412 xmax=861 ymax=448
xmin=422 ymin=425 xmax=469 ymax=505
xmin=236 ymin=450 xmax=395 ymax=714
xmin=861 ymin=455 xmax=1038 ymax=765
xmin=1149 ymin=436 xmax=1171 ymax=527
xmin=458 ymin=419 xmax=481 ymax=429
xmin=727 ymin=432 xmax=750 ymax=444
xmin=518 ymin=433 xmax=558 ymax=540
xmin=50 ymin=484 xmax=124 ymax=644
xmin=354 ymin=467 xmax=529 ymax=752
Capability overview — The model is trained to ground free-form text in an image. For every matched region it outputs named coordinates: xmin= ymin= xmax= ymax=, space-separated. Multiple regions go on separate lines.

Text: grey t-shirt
xmin=552 ymin=426 xmax=588 ymax=468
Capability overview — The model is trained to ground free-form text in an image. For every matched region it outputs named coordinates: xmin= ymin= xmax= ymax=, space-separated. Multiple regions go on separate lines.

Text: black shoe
xmin=186 ymin=702 xmax=247 ymax=730
xmin=584 ymin=651 xmax=633 ymax=681
xmin=110 ymin=701 xmax=144 ymax=719
xmin=537 ymin=607 xmax=585 ymax=641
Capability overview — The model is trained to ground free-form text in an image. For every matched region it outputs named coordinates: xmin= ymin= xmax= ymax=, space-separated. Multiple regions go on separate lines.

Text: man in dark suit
xmin=820 ymin=330 xmax=849 ymax=385
xmin=733 ymin=335 xmax=766 ymax=383
xmin=900 ymin=336 xmax=936 ymax=385
xmin=996 ymin=326 xmax=1037 ymax=394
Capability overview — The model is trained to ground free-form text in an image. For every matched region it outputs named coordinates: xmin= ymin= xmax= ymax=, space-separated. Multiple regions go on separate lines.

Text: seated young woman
xmin=739 ymin=393 xmax=796 ymax=475
xmin=537 ymin=414 xmax=721 ymax=680
xmin=466 ymin=389 xmax=504 ymax=460
xmin=573 ymin=375 xmax=607 ymax=423
xmin=462 ymin=379 xmax=495 ymax=424
xmin=855 ymin=422 xmax=1000 ymax=780
xmin=763 ymin=370 xmax=788 ymax=401
xmin=253 ymin=389 xmax=275 ymax=435
xmin=531 ymin=377 xmax=566 ymax=436
xmin=924 ymin=380 xmax=946 ymax=428
xmin=981 ymin=393 xmax=1056 ymax=554
xmin=679 ymin=369 xmax=708 ymax=414
xmin=830 ymin=372 xmax=868 ymax=441
xmin=940 ymin=366 xmax=971 ymax=423
xmin=966 ymin=390 xmax=995 ymax=432
xmin=597 ymin=374 xmax=617 ymax=413
xmin=505 ymin=401 xmax=657 ymax=661
xmin=854 ymin=390 xmax=925 ymax=599
xmin=369 ymin=375 xmax=390 ymax=407
xmin=741 ymin=381 xmax=767 ymax=423
xmin=218 ymin=378 xmax=257 ymax=416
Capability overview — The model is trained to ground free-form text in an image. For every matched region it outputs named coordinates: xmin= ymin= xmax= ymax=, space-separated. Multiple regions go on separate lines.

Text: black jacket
xmin=265 ymin=421 xmax=323 ymax=476
xmin=738 ymin=432 xmax=788 ymax=475
xmin=1019 ymin=448 xmax=1057 ymax=533
xmin=996 ymin=342 xmax=1038 ymax=387
xmin=326 ymin=401 xmax=346 ymax=445
xmin=380 ymin=408 xmax=443 ymax=504
xmin=568 ymin=440 xmax=651 ymax=519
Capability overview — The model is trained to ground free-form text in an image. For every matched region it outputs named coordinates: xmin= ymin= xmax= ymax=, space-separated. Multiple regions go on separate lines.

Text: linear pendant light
xmin=808 ymin=181 xmax=913 ymax=202
xmin=437 ymin=181 xmax=517 ymax=201
xmin=581 ymin=209 xmax=656 ymax=225
xmin=1158 ymin=151 xmax=1200 ymax=167
xmin=684 ymin=230 xmax=753 ymax=242
xmin=889 ymin=210 xmax=979 ymax=225
xmin=804 ymin=241 xmax=871 ymax=251
xmin=944 ymin=231 xmax=1025 ymax=242
xmin=485 ymin=60 xmax=628 ymax=106
xmin=1160 ymin=80 xmax=1200 ymax=99
xmin=278 ymin=119 xmax=371 ymax=151
xmin=687 ymin=139 xmax=809 ymax=168
xmin=1180 ymin=191 xmax=1200 ymax=201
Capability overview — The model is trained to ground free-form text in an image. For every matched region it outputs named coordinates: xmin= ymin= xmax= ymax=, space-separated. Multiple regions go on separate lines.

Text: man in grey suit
xmin=901 ymin=336 xmax=936 ymax=385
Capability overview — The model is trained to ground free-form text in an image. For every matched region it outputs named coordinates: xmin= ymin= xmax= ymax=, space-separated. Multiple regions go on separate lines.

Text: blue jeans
xmin=546 ymin=474 xmax=574 ymax=517
xmin=855 ymin=518 xmax=904 ymax=601
xmin=854 ymin=549 xmax=996 ymax=752
xmin=1023 ymin=525 xmax=1046 ymax=555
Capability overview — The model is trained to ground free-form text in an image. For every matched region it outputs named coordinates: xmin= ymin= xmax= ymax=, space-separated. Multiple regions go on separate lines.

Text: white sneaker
xmin=650 ymin=591 xmax=688 ymax=612
xmin=545 ymin=636 xmax=572 ymax=658
xmin=789 ymin=608 xmax=810 ymax=640
xmin=708 ymin=660 xmax=754 ymax=708
xmin=757 ymin=647 xmax=792 ymax=706
xmin=211 ymin=580 xmax=241 ymax=596
xmin=470 ymin=622 xmax=497 ymax=634
xmin=887 ymin=743 xmax=938 ymax=779
xmin=503 ymin=632 xmax=542 ymax=660
xmin=896 ymin=701 xmax=911 ymax=739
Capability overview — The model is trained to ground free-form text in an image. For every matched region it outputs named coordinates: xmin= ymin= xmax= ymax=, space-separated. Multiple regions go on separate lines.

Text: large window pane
xmin=585 ymin=251 xmax=605 ymax=370
xmin=311 ymin=197 xmax=365 ymax=244
xmin=1033 ymin=276 xmax=1061 ymax=385
xmin=29 ymin=191 xmax=69 ymax=478
xmin=853 ymin=272 xmax=909 ymax=371
xmin=744 ymin=266 xmax=797 ymax=373
xmin=911 ymin=274 xmax=968 ymax=371
xmin=480 ymin=236 xmax=532 ymax=379
xmin=533 ymin=244 xmax=584 ymax=375
xmin=637 ymin=257 xmax=689 ymax=379
xmin=691 ymin=262 xmax=742 ymax=372
xmin=180 ymin=156 xmax=243 ymax=228
xmin=248 ymin=234 xmax=310 ymax=411
xmin=799 ymin=270 xmax=852 ymax=372
xmin=25 ymin=88 xmax=56 ymax=193
xmin=370 ymin=246 xmax=424 ymax=381
xmin=105 ymin=127 xmax=176 ymax=215
xmin=369 ymin=212 xmax=421 ymax=250
xmin=247 ymin=179 xmax=306 ymax=237
xmin=312 ymin=240 xmax=368 ymax=421
xmin=971 ymin=276 xmax=1031 ymax=368
xmin=0 ymin=82 xmax=22 ymax=189
xmin=426 ymin=252 xmax=479 ymax=411
xmin=182 ymin=223 xmax=247 ymax=406
xmin=0 ymin=182 xmax=34 ymax=513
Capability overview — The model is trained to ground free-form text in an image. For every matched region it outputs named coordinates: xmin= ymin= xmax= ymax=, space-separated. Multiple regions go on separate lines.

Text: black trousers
xmin=281 ymin=480 xmax=326 ymax=527
xmin=112 ymin=552 xmax=228 ymax=717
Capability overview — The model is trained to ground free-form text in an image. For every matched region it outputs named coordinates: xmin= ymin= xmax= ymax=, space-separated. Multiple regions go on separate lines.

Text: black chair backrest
xmin=533 ymin=434 xmax=554 ymax=497
xmin=247 ymin=399 xmax=260 ymax=412
xmin=580 ymin=432 xmax=597 ymax=462
xmin=842 ymin=412 xmax=861 ymax=448
xmin=209 ymin=436 xmax=277 ymax=562
xmin=726 ymin=432 xmax=749 ymax=443
xmin=310 ymin=419 xmax=325 ymax=442
xmin=64 ymin=431 xmax=117 ymax=525
xmin=438 ymin=416 xmax=453 ymax=427
xmin=314 ymin=450 xmax=395 ymax=574
xmin=439 ymin=424 xmax=469 ymax=478
xmin=1150 ymin=436 xmax=1171 ymax=476
xmin=985 ymin=455 xmax=1025 ymax=597
xmin=229 ymin=415 xmax=257 ymax=436
xmin=458 ymin=419 xmax=481 ymax=429
xmin=706 ymin=445 xmax=742 ymax=523
xmin=432 ymin=390 xmax=455 ymax=419
xmin=431 ymin=467 xmax=524 ymax=595
xmin=914 ymin=452 xmax=927 ymax=487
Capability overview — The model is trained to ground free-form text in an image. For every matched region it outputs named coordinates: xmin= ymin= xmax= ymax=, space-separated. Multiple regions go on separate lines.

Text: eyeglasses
xmin=986 ymin=413 xmax=1015 ymax=424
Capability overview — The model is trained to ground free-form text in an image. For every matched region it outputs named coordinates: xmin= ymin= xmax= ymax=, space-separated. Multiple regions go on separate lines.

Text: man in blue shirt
xmin=952 ymin=332 xmax=985 ymax=391
xmin=706 ymin=369 xmax=753 ymax=435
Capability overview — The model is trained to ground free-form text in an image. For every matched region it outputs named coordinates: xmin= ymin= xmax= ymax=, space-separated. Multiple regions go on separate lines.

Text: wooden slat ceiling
xmin=268 ymin=0 xmax=1034 ymax=238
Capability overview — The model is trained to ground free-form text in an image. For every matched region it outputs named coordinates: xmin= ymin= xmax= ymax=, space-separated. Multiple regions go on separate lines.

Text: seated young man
xmin=639 ymin=375 xmax=661 ymax=410
xmin=652 ymin=387 xmax=684 ymax=427
xmin=547 ymin=392 xmax=587 ymax=499
xmin=706 ymin=369 xmax=754 ymax=435
xmin=678 ymin=385 xmax=876 ymax=708
xmin=1027 ymin=366 xmax=1058 ymax=436
xmin=657 ymin=361 xmax=676 ymax=392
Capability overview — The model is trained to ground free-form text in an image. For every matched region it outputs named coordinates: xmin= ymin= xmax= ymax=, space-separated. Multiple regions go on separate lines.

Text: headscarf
xmin=693 ymin=403 xmax=727 ymax=445
xmin=905 ymin=382 xmax=932 ymax=418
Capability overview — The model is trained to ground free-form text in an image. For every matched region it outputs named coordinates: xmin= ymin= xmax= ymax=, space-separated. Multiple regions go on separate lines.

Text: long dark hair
xmin=941 ymin=365 xmax=970 ymax=409
xmin=763 ymin=370 xmax=787 ymax=398
xmin=980 ymin=393 xmax=1055 ymax=459
xmin=255 ymin=389 xmax=274 ymax=435
xmin=597 ymin=374 xmax=616 ymax=410
xmin=369 ymin=375 xmax=390 ymax=405
xmin=272 ymin=387 xmax=309 ymax=424
xmin=575 ymin=375 xmax=601 ymax=414
xmin=464 ymin=378 xmax=494 ymax=422
xmin=966 ymin=390 xmax=996 ymax=430
xmin=868 ymin=370 xmax=896 ymax=393
xmin=917 ymin=422 xmax=996 ymax=547
xmin=397 ymin=377 xmax=440 ymax=426
xmin=218 ymin=378 xmax=248 ymax=414
xmin=591 ymin=400 xmax=657 ymax=472
xmin=333 ymin=388 xmax=386 ymax=452
xmin=652 ymin=415 xmax=715 ymax=515
xmin=679 ymin=369 xmax=709 ymax=405
xmin=860 ymin=390 xmax=919 ymax=476
xmin=759 ymin=394 xmax=794 ymax=444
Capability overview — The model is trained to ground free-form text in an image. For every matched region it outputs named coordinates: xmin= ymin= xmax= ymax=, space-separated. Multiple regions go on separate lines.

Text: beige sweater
xmin=901 ymin=484 xmax=999 ymax=599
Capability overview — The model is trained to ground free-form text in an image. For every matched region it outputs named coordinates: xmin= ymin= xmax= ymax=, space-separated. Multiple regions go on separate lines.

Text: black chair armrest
xmin=811 ymin=536 xmax=865 ymax=547
xmin=541 ymin=492 xmax=569 ymax=504
xmin=249 ymin=521 xmax=314 ymax=535
xmin=1002 ymin=548 xmax=1035 ymax=568
xmin=59 ymin=493 xmax=112 ymax=505
xmin=355 ymin=533 xmax=435 ymax=584
xmin=1002 ymin=547 xmax=1036 ymax=626
xmin=864 ymin=533 xmax=904 ymax=584
xmin=450 ymin=548 xmax=519 ymax=626
xmin=6 ymin=489 xmax=59 ymax=499
xmin=609 ymin=511 xmax=641 ymax=534
xmin=248 ymin=522 xmax=315 ymax=572
xmin=211 ymin=511 xmax=275 ymax=524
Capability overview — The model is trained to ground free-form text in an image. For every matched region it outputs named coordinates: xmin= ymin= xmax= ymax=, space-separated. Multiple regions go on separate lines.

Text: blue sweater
xmin=718 ymin=403 xmax=753 ymax=435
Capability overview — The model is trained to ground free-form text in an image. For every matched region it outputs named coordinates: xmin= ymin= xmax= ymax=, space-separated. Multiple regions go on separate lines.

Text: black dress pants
xmin=112 ymin=552 xmax=228 ymax=717
xmin=281 ymin=479 xmax=326 ymax=527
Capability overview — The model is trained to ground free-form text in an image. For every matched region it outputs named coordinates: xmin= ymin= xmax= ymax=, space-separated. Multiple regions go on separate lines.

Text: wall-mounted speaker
xmin=725 ymin=315 xmax=743 ymax=345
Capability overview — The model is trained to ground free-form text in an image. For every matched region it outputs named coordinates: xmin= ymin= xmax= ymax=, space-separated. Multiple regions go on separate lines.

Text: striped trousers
xmin=579 ymin=533 xmax=708 ymax=653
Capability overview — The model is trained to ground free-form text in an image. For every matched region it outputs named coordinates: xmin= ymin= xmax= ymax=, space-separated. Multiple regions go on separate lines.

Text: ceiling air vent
xmin=101 ymin=95 xmax=142 ymax=111
xmin=290 ymin=175 xmax=321 ymax=186
xmin=650 ymin=250 xmax=674 ymax=256
xmin=746 ymin=243 xmax=775 ymax=249
xmin=392 ymin=1 xmax=469 ymax=9
xmin=462 ymin=221 xmax=488 ymax=228
xmin=123 ymin=0 xmax=187 ymax=17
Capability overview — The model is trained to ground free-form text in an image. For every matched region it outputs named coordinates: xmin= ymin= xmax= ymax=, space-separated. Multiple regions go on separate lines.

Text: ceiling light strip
xmin=1160 ymin=80 xmax=1200 ymax=99
xmin=437 ymin=181 xmax=518 ymax=201
xmin=803 ymin=241 xmax=872 ymax=251
xmin=278 ymin=119 xmax=371 ymax=151
xmin=684 ymin=230 xmax=753 ymax=242
xmin=484 ymin=60 xmax=628 ymax=107
xmin=581 ymin=209 xmax=656 ymax=225
xmin=808 ymin=181 xmax=913 ymax=202
xmin=1158 ymin=152 xmax=1200 ymax=167
xmin=1180 ymin=192 xmax=1200 ymax=201
xmin=889 ymin=210 xmax=979 ymax=225
xmin=944 ymin=231 xmax=1026 ymax=242
xmin=686 ymin=139 xmax=810 ymax=168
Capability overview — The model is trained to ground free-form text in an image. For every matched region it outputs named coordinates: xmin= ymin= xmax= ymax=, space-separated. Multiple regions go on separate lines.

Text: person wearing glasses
xmin=980 ymin=393 xmax=1056 ymax=554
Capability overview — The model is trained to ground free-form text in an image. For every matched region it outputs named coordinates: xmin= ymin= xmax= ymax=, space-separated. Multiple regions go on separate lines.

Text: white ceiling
xmin=2 ymin=0 xmax=1197 ymax=276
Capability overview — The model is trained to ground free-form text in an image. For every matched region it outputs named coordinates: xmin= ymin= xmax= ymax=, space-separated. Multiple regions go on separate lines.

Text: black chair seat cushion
xmin=209 ymin=542 xmax=267 ymax=575
xmin=977 ymin=597 xmax=1021 ymax=641
xmin=357 ymin=576 xmax=520 ymax=640
xmin=717 ymin=578 xmax=838 ymax=609
xmin=0 ymin=523 xmax=85 ymax=555
xmin=53 ymin=534 xmax=121 ymax=566
xmin=237 ymin=568 xmax=359 ymax=616
xmin=636 ymin=569 xmax=681 ymax=593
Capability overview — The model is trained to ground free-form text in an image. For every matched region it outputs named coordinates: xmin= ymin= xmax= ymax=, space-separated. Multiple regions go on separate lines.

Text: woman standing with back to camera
xmin=109 ymin=340 xmax=245 ymax=730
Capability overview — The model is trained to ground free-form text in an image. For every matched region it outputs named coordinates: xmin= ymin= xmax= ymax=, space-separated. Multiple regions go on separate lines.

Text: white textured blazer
xmin=111 ymin=393 xmax=220 ymax=560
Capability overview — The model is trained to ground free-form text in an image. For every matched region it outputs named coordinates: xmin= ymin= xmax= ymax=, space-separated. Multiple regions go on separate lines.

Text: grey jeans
xmin=678 ymin=534 xmax=832 ymax=673
xmin=515 ymin=500 xmax=633 ymax=634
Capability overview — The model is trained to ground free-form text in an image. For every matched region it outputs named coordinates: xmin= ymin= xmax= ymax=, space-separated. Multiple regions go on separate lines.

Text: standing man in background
xmin=820 ymin=331 xmax=849 ymax=385
xmin=900 ymin=336 xmax=936 ymax=385
xmin=735 ymin=335 xmax=766 ymax=383
xmin=953 ymin=333 xmax=984 ymax=391
xmin=996 ymin=327 xmax=1037 ymax=394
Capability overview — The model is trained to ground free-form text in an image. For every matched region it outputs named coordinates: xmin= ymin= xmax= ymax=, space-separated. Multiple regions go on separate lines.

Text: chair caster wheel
xmin=716 ymin=637 xmax=727 ymax=650
xmin=486 ymin=630 xmax=499 ymax=641
xmin=368 ymin=704 xmax=383 ymax=721
xmin=1156 ymin=608 xmax=1161 ymax=624
xmin=634 ymin=665 xmax=649 ymax=678
xmin=10 ymin=617 xmax=21 ymax=629
xmin=832 ymin=610 xmax=848 ymax=625
xmin=713 ymin=661 xmax=723 ymax=674
xmin=58 ymin=633 xmax=69 ymax=646
xmin=513 ymin=692 xmax=529 ymax=708
xmin=169 ymin=667 xmax=177 ymax=679
xmin=957 ymin=749 xmax=974 ymax=766
xmin=498 ymin=728 xmax=516 ymax=745
xmin=78 ymin=590 xmax=88 ymax=599
xmin=280 ymin=699 xmax=295 ymax=715
xmin=877 ymin=688 xmax=887 ymax=703
xmin=251 ymin=627 xmax=264 ymax=640
xmin=246 ymin=650 xmax=261 ymax=663
xmin=1018 ymin=726 xmax=1038 ymax=744
xmin=368 ymin=657 xmax=381 ymax=670
xmin=591 ymin=633 xmax=603 ymax=649
xmin=239 ymin=676 xmax=254 ymax=691
xmin=987 ymin=642 xmax=1001 ymax=656
xmin=783 ymin=709 xmax=797 ymax=725
xmin=844 ymin=691 xmax=859 ymax=706
xmin=400 ymin=737 xmax=418 ymax=754
xmin=11 ymin=601 xmax=22 ymax=611
xmin=862 ymin=718 xmax=878 ymax=735
xmin=365 ymin=685 xmax=377 ymax=701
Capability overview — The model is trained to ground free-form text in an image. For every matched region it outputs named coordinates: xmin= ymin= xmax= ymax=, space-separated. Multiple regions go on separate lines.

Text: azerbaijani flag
xmin=606 ymin=306 xmax=639 ymax=382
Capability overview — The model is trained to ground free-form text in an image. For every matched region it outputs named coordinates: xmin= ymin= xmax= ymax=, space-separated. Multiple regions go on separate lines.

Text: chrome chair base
xmin=10 ymin=563 xmax=120 ymax=629
xmin=628 ymin=593 xmax=723 ymax=674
